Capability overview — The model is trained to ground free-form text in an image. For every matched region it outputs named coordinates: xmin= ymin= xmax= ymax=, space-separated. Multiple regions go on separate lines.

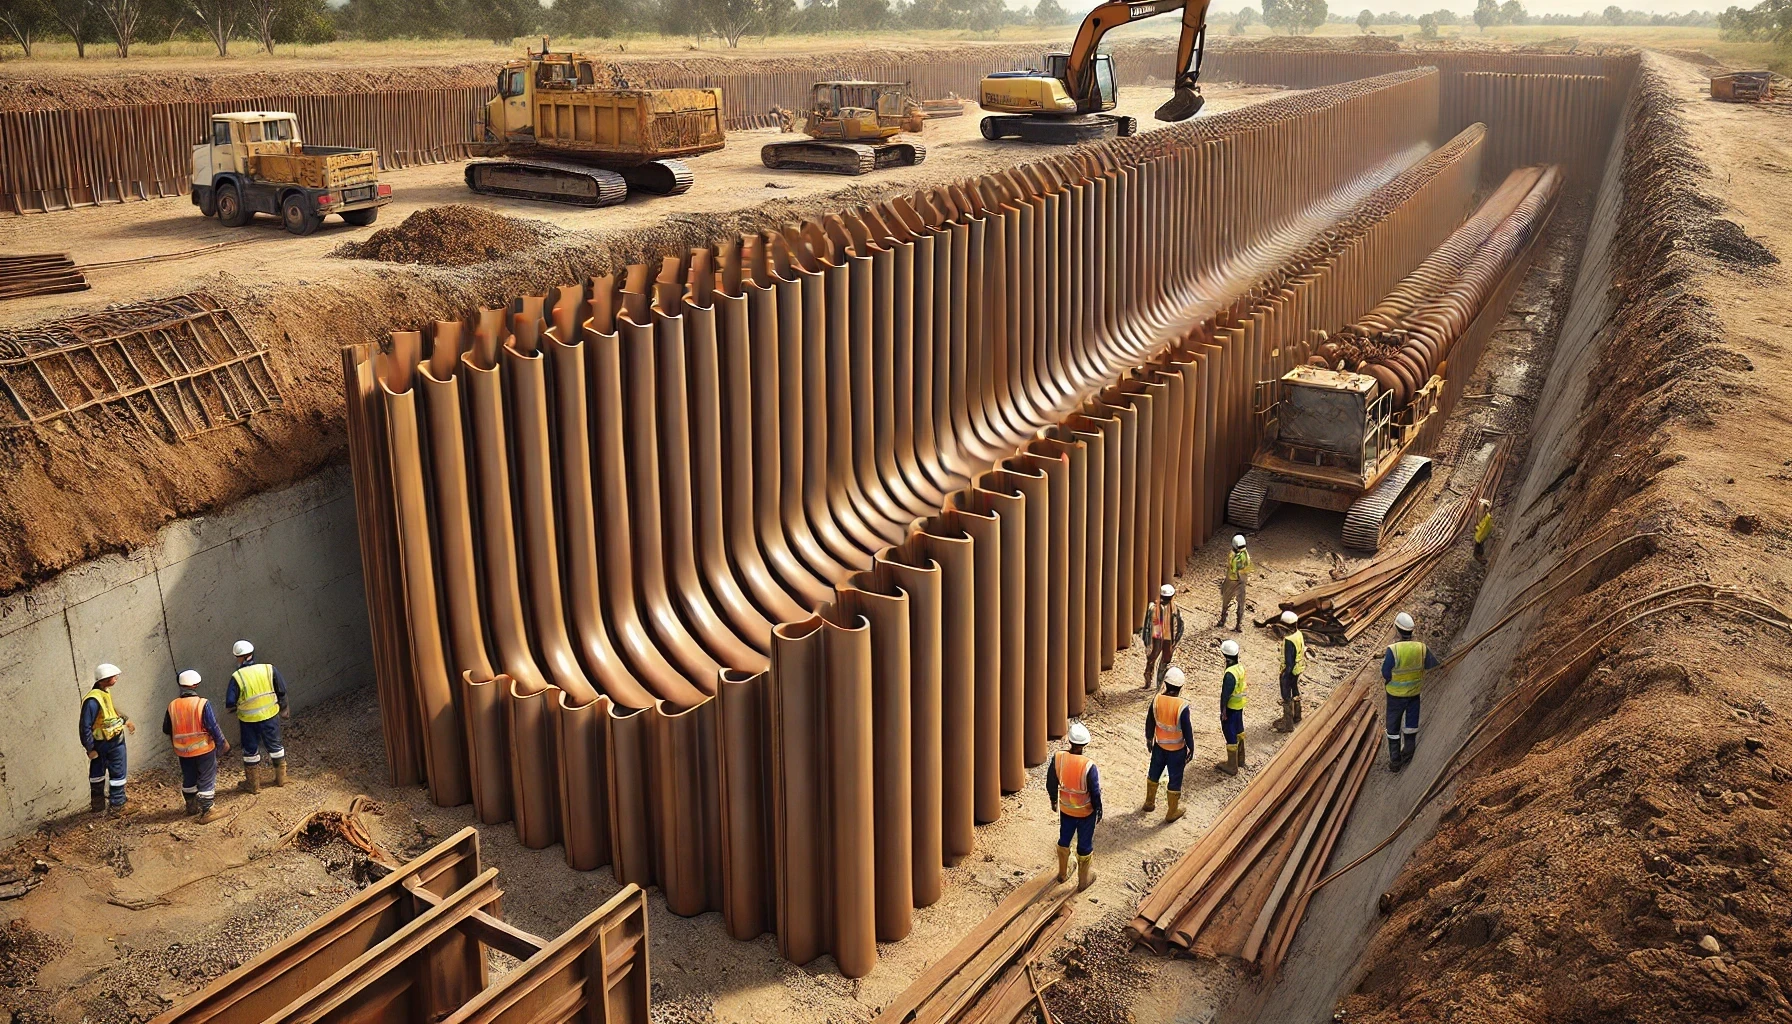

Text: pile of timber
xmin=1268 ymin=438 xmax=1513 ymax=643
xmin=0 ymin=253 xmax=87 ymax=301
xmin=1127 ymin=662 xmax=1383 ymax=971
xmin=877 ymin=873 xmax=1073 ymax=1024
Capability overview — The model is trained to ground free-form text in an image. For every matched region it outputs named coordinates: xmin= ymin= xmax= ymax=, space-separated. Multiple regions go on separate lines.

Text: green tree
xmin=1261 ymin=0 xmax=1291 ymax=31
xmin=0 ymin=0 xmax=52 ymax=54
xmin=1356 ymin=7 xmax=1372 ymax=30
xmin=1498 ymin=0 xmax=1525 ymax=23
xmin=1417 ymin=10 xmax=1436 ymax=35
xmin=190 ymin=0 xmax=239 ymax=54
xmin=1032 ymin=0 xmax=1066 ymax=24
xmin=1229 ymin=4 xmax=1255 ymax=32
xmin=93 ymin=0 xmax=146 ymax=55
xmin=1297 ymin=0 xmax=1326 ymax=33
xmin=1430 ymin=7 xmax=1456 ymax=23
xmin=1603 ymin=3 xmax=1622 ymax=21
xmin=1473 ymin=0 xmax=1495 ymax=29
xmin=464 ymin=0 xmax=541 ymax=43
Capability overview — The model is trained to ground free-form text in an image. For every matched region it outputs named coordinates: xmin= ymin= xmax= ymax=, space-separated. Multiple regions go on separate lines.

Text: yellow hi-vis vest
xmin=168 ymin=695 xmax=216 ymax=757
xmin=1474 ymin=513 xmax=1494 ymax=544
xmin=1153 ymin=695 xmax=1188 ymax=750
xmin=1387 ymin=640 xmax=1429 ymax=698
xmin=1224 ymin=664 xmax=1247 ymax=710
xmin=87 ymin=688 xmax=125 ymax=743
xmin=1055 ymin=752 xmax=1094 ymax=817
xmin=1285 ymin=629 xmax=1306 ymax=676
xmin=1227 ymin=549 xmax=1252 ymax=580
xmin=232 ymin=664 xmax=279 ymax=723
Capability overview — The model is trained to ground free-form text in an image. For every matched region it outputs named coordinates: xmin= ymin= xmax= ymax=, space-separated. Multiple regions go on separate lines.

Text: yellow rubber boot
xmin=273 ymin=760 xmax=288 ymax=788
xmin=1165 ymin=789 xmax=1185 ymax=823
xmin=1076 ymin=853 xmax=1097 ymax=892
xmin=1216 ymin=745 xmax=1239 ymax=777
xmin=1056 ymin=844 xmax=1071 ymax=883
xmin=1141 ymin=779 xmax=1159 ymax=812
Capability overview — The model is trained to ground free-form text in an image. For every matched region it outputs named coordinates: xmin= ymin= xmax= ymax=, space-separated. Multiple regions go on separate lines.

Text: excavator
xmin=760 ymin=81 xmax=929 ymax=176
xmin=465 ymin=44 xmax=726 ymax=207
xmin=978 ymin=0 xmax=1214 ymax=144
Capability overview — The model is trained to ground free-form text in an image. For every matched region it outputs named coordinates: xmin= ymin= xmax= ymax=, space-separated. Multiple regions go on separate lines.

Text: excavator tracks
xmin=760 ymin=140 xmax=928 ymax=176
xmin=979 ymin=114 xmax=1136 ymax=145
xmin=1226 ymin=468 xmax=1282 ymax=531
xmin=1342 ymin=455 xmax=1434 ymax=551
xmin=464 ymin=158 xmax=629 ymax=207
xmin=619 ymin=159 xmax=696 ymax=196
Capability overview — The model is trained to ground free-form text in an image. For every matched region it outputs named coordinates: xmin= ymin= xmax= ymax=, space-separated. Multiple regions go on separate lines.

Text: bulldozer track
xmin=1341 ymin=455 xmax=1433 ymax=551
xmin=463 ymin=158 xmax=629 ymax=208
xmin=1226 ymin=467 xmax=1281 ymax=531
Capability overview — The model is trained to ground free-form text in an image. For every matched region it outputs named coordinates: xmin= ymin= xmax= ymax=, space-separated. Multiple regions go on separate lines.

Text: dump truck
xmin=761 ymin=81 xmax=928 ymax=176
xmin=466 ymin=46 xmax=726 ymax=207
xmin=1226 ymin=364 xmax=1440 ymax=551
xmin=191 ymin=111 xmax=391 ymax=236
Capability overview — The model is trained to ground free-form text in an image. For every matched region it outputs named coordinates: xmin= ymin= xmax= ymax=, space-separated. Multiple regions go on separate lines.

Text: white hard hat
xmin=178 ymin=670 xmax=202 ymax=688
xmin=1478 ymin=498 xmax=1491 ymax=509
xmin=232 ymin=639 xmax=255 ymax=658
xmin=1163 ymin=666 xmax=1186 ymax=688
xmin=94 ymin=663 xmax=121 ymax=683
xmin=1232 ymin=534 xmax=1247 ymax=549
xmin=1160 ymin=584 xmax=1175 ymax=598
xmin=1395 ymin=612 xmax=1415 ymax=632
xmin=1220 ymin=639 xmax=1240 ymax=658
xmin=1280 ymin=610 xmax=1298 ymax=626
xmin=1067 ymin=721 xmax=1091 ymax=746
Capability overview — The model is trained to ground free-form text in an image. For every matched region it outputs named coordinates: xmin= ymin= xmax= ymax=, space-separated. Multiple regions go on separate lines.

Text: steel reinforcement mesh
xmin=334 ymin=67 xmax=1594 ymax=978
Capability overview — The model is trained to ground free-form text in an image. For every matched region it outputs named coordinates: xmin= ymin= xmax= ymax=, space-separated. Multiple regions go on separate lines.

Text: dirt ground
xmin=0 ymin=83 xmax=1286 ymax=599
xmin=1332 ymin=53 xmax=1792 ymax=1024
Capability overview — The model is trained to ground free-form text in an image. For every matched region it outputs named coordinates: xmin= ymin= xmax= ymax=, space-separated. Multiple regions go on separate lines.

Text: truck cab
xmin=191 ymin=111 xmax=391 ymax=235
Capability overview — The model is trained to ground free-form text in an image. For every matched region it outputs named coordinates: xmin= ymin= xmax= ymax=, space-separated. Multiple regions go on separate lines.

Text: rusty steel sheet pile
xmin=152 ymin=826 xmax=650 ymax=1024
xmin=338 ymin=66 xmax=1588 ymax=976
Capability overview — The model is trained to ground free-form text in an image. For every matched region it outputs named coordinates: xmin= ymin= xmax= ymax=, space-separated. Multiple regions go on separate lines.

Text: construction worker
xmin=1216 ymin=534 xmax=1252 ymax=632
xmin=1046 ymin=721 xmax=1102 ymax=892
xmin=1473 ymin=499 xmax=1494 ymax=564
xmin=80 ymin=663 xmax=135 ymax=815
xmin=1382 ymin=611 xmax=1440 ymax=772
xmin=1272 ymin=610 xmax=1307 ymax=733
xmin=1140 ymin=583 xmax=1185 ymax=687
xmin=1215 ymin=639 xmax=1247 ymax=776
xmin=226 ymin=639 xmax=290 ymax=792
xmin=1142 ymin=666 xmax=1195 ymax=823
xmin=163 ymin=670 xmax=229 ymax=823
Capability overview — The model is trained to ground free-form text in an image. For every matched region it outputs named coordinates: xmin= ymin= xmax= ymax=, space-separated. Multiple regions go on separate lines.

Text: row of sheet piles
xmin=344 ymin=68 xmax=1511 ymax=977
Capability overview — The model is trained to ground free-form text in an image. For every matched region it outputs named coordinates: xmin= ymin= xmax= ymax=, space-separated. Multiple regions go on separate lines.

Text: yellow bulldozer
xmin=466 ymin=44 xmax=726 ymax=207
xmin=760 ymin=81 xmax=928 ymax=176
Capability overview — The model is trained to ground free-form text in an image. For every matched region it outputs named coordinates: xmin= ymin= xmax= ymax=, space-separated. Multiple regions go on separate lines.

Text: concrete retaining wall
xmin=0 ymin=466 xmax=367 ymax=841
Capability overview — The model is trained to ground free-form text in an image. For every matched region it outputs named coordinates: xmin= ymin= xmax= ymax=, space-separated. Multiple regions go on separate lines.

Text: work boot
xmin=105 ymin=800 xmax=125 ymax=818
xmin=1388 ymin=737 xmax=1405 ymax=773
xmin=1232 ymin=620 xmax=1243 ymax=633
xmin=273 ymin=759 xmax=288 ymax=788
xmin=1165 ymin=790 xmax=1185 ymax=824
xmin=91 ymin=792 xmax=107 ymax=813
xmin=1272 ymin=699 xmax=1293 ymax=734
xmin=1141 ymin=779 xmax=1159 ymax=812
xmin=240 ymin=765 xmax=261 ymax=794
xmin=184 ymin=793 xmax=199 ymax=816
xmin=197 ymin=804 xmax=219 ymax=825
xmin=1293 ymin=699 xmax=1304 ymax=724
xmin=1237 ymin=733 xmax=1248 ymax=769
xmin=1076 ymin=853 xmax=1097 ymax=893
xmin=1401 ymin=733 xmax=1417 ymax=767
xmin=1215 ymin=746 xmax=1239 ymax=777
xmin=1056 ymin=844 xmax=1072 ymax=884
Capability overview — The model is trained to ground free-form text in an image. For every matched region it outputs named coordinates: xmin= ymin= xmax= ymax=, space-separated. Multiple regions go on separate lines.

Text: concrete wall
xmin=0 ymin=465 xmax=369 ymax=840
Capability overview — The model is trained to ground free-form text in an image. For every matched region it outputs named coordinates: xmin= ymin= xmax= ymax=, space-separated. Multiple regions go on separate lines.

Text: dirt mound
xmin=1216 ymin=35 xmax=1401 ymax=53
xmin=0 ymin=62 xmax=502 ymax=113
xmin=333 ymin=205 xmax=553 ymax=266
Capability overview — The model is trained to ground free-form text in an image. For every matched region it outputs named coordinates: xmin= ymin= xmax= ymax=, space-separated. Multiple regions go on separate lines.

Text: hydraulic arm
xmin=1064 ymin=0 xmax=1213 ymax=122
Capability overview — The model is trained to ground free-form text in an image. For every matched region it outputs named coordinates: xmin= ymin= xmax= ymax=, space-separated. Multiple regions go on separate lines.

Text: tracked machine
xmin=761 ymin=81 xmax=928 ymax=175
xmin=466 ymin=44 xmax=725 ymax=207
xmin=978 ymin=0 xmax=1214 ymax=144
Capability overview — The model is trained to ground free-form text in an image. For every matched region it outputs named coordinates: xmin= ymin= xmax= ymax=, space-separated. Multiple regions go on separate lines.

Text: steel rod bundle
xmin=0 ymin=253 xmax=88 ymax=300
xmin=340 ymin=65 xmax=1608 ymax=976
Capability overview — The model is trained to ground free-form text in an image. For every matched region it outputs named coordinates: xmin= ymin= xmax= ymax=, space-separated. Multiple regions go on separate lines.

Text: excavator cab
xmin=1045 ymin=52 xmax=1119 ymax=112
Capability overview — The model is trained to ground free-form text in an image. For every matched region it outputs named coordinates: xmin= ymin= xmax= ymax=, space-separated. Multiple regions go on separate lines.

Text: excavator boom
xmin=1065 ymin=0 xmax=1213 ymax=121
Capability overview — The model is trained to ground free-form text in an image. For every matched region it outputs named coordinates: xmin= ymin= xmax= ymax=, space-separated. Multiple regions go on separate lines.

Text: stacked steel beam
xmin=0 ymin=253 xmax=87 ymax=300
xmin=342 ymin=69 xmax=1522 ymax=976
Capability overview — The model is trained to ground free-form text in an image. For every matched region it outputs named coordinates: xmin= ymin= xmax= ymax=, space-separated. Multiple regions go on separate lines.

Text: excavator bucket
xmin=1156 ymin=85 xmax=1205 ymax=123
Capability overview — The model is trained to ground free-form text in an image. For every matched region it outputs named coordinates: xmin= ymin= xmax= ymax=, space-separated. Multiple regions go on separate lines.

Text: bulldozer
xmin=465 ymin=44 xmax=726 ymax=207
xmin=760 ymin=81 xmax=929 ymax=176
xmin=979 ymin=0 xmax=1214 ymax=144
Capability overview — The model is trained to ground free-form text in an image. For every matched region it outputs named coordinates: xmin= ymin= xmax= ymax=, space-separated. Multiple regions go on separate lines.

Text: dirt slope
xmin=1336 ymin=53 xmax=1792 ymax=1024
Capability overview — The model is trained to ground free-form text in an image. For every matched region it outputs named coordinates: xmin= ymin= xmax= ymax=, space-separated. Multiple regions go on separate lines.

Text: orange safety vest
xmin=1152 ymin=694 xmax=1188 ymax=750
xmin=1055 ymin=752 xmax=1094 ymax=818
xmin=168 ymin=695 xmax=216 ymax=757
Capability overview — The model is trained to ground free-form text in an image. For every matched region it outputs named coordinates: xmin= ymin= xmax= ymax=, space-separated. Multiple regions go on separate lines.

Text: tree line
xmin=1217 ymin=2 xmax=1720 ymax=33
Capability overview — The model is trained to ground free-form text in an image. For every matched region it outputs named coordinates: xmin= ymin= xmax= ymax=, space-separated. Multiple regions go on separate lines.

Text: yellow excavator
xmin=761 ymin=81 xmax=929 ymax=175
xmin=979 ymin=0 xmax=1214 ymax=144
xmin=466 ymin=44 xmax=726 ymax=207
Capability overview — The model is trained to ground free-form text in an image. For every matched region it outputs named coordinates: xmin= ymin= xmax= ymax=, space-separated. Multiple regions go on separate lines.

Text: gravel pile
xmin=333 ymin=205 xmax=553 ymax=267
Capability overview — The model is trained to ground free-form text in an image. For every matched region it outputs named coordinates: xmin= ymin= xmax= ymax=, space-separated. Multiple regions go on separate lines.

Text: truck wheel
xmin=216 ymin=184 xmax=249 ymax=228
xmin=281 ymin=194 xmax=319 ymax=236
xmin=198 ymin=187 xmax=217 ymax=218
xmin=980 ymin=116 xmax=1001 ymax=141
xmin=340 ymin=208 xmax=378 ymax=228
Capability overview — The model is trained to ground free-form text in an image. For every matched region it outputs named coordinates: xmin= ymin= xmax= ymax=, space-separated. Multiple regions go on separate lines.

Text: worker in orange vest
xmin=162 ymin=670 xmax=229 ymax=823
xmin=1046 ymin=722 xmax=1103 ymax=892
xmin=1142 ymin=666 xmax=1196 ymax=823
xmin=1140 ymin=583 xmax=1185 ymax=688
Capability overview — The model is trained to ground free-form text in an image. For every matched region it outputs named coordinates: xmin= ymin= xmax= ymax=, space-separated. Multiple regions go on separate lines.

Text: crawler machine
xmin=978 ymin=0 xmax=1214 ymax=144
xmin=761 ymin=81 xmax=929 ymax=175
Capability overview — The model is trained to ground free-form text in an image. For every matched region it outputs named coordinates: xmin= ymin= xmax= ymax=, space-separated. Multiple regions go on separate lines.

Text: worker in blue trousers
xmin=80 ymin=663 xmax=136 ymax=815
xmin=164 ymin=670 xmax=229 ymax=824
xmin=226 ymin=639 xmax=291 ymax=793
xmin=1382 ymin=611 xmax=1441 ymax=772
xmin=1141 ymin=666 xmax=1196 ymax=823
xmin=1215 ymin=639 xmax=1247 ymax=777
xmin=1047 ymin=721 xmax=1102 ymax=892
xmin=1272 ymin=609 xmax=1308 ymax=733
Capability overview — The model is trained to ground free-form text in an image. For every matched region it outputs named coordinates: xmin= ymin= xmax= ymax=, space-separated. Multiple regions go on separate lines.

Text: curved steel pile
xmin=343 ymin=67 xmax=1509 ymax=977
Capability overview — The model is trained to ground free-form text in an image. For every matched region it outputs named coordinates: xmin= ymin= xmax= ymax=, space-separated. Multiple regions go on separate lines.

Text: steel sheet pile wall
xmin=1189 ymin=46 xmax=1635 ymax=90
xmin=343 ymin=69 xmax=1501 ymax=976
xmin=1444 ymin=73 xmax=1617 ymax=184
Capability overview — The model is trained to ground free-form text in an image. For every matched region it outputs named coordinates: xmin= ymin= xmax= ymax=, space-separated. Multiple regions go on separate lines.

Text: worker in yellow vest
xmin=1216 ymin=639 xmax=1247 ymax=776
xmin=1142 ymin=666 xmax=1196 ymax=823
xmin=1382 ymin=611 xmax=1440 ymax=772
xmin=226 ymin=639 xmax=290 ymax=793
xmin=80 ymin=663 xmax=136 ymax=815
xmin=1473 ymin=499 xmax=1495 ymax=564
xmin=162 ymin=670 xmax=229 ymax=823
xmin=1272 ymin=610 xmax=1307 ymax=733
xmin=1216 ymin=535 xmax=1252 ymax=632
xmin=1046 ymin=722 xmax=1103 ymax=892
xmin=1140 ymin=583 xmax=1185 ymax=688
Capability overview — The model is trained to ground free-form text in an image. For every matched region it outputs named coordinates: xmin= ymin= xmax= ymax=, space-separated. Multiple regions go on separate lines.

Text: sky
xmin=1061 ymin=0 xmax=1723 ymax=14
